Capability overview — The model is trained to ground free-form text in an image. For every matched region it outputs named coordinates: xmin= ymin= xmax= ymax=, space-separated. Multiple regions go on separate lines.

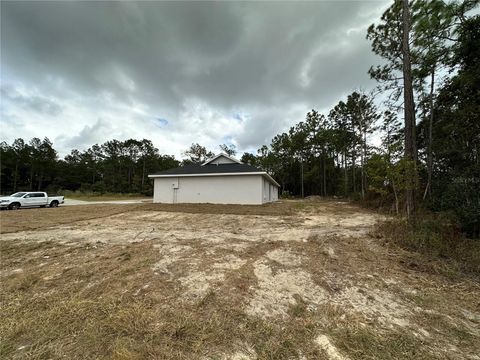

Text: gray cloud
xmin=1 ymin=84 xmax=62 ymax=116
xmin=1 ymin=0 xmax=389 ymax=157
xmin=55 ymin=118 xmax=112 ymax=151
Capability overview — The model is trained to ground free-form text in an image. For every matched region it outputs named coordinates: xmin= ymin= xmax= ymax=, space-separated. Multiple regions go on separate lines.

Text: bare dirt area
xmin=1 ymin=200 xmax=479 ymax=359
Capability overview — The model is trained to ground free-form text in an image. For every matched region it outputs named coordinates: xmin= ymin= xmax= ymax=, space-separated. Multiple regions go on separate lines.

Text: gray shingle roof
xmin=151 ymin=163 xmax=264 ymax=176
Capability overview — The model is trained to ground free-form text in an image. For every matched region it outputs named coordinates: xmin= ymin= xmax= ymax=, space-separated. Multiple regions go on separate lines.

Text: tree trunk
xmin=141 ymin=158 xmax=146 ymax=190
xmin=92 ymin=158 xmax=96 ymax=185
xmin=30 ymin=164 xmax=34 ymax=191
xmin=360 ymin=142 xmax=365 ymax=200
xmin=359 ymin=110 xmax=365 ymax=200
xmin=343 ymin=151 xmax=348 ymax=196
xmin=300 ymin=159 xmax=304 ymax=198
xmin=13 ymin=160 xmax=18 ymax=192
xmin=352 ymin=153 xmax=356 ymax=194
xmin=402 ymin=0 xmax=417 ymax=221
xmin=423 ymin=68 xmax=435 ymax=200
xmin=38 ymin=169 xmax=43 ymax=191
xmin=392 ymin=180 xmax=399 ymax=215
xmin=363 ymin=129 xmax=367 ymax=199
xmin=323 ymin=154 xmax=327 ymax=197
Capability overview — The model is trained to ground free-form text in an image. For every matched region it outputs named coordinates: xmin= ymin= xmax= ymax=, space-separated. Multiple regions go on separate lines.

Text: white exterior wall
xmin=153 ymin=175 xmax=264 ymax=204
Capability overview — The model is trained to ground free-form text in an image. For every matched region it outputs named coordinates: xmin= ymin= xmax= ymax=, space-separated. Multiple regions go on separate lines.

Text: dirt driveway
xmin=63 ymin=198 xmax=150 ymax=206
xmin=1 ymin=200 xmax=479 ymax=359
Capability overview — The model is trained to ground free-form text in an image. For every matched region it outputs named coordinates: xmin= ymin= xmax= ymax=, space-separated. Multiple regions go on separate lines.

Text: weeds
xmin=1 ymin=199 xmax=479 ymax=359
xmin=62 ymin=190 xmax=147 ymax=201
xmin=288 ymin=295 xmax=308 ymax=318
xmin=331 ymin=326 xmax=435 ymax=360
xmin=375 ymin=216 xmax=480 ymax=276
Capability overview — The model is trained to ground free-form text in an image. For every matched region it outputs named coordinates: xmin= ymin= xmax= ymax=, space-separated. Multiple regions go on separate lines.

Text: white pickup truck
xmin=0 ymin=192 xmax=64 ymax=210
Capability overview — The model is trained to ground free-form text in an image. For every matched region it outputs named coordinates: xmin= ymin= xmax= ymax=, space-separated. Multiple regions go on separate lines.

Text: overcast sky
xmin=1 ymin=0 xmax=389 ymax=158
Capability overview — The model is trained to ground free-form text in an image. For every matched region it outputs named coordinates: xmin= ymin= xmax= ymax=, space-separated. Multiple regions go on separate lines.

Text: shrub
xmin=376 ymin=215 xmax=480 ymax=276
xmin=431 ymin=179 xmax=480 ymax=238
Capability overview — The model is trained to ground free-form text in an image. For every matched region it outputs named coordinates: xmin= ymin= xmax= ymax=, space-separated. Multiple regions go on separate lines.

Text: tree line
xmin=0 ymin=0 xmax=478 ymax=236
xmin=0 ymin=139 xmax=240 ymax=196
xmin=241 ymin=0 xmax=479 ymax=237
xmin=0 ymin=139 xmax=179 ymax=196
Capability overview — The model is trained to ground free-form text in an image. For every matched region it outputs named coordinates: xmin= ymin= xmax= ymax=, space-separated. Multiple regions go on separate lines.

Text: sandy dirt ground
xmin=63 ymin=198 xmax=151 ymax=206
xmin=1 ymin=200 xmax=479 ymax=359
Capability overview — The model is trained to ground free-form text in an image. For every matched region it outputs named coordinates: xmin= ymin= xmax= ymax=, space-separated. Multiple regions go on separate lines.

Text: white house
xmin=148 ymin=153 xmax=280 ymax=205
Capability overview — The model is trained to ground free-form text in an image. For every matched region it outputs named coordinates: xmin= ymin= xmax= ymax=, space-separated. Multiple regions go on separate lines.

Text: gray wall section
xmin=153 ymin=175 xmax=269 ymax=204
xmin=272 ymin=184 xmax=279 ymax=201
xmin=261 ymin=178 xmax=279 ymax=203
xmin=207 ymin=155 xmax=237 ymax=165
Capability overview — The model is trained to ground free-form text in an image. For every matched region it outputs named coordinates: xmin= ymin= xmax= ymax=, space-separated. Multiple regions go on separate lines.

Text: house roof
xmin=148 ymin=163 xmax=280 ymax=187
xmin=150 ymin=163 xmax=260 ymax=175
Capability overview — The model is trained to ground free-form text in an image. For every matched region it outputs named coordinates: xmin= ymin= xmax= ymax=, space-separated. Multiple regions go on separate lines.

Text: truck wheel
xmin=50 ymin=200 xmax=59 ymax=208
xmin=9 ymin=202 xmax=20 ymax=210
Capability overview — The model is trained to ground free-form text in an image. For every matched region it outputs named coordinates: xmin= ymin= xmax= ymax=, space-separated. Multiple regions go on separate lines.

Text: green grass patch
xmin=63 ymin=190 xmax=148 ymax=201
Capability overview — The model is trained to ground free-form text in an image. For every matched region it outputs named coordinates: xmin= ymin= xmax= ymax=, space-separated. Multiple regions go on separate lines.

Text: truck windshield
xmin=10 ymin=192 xmax=27 ymax=197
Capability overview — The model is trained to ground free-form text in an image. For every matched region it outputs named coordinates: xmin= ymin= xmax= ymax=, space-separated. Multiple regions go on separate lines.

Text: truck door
xmin=22 ymin=193 xmax=36 ymax=206
xmin=24 ymin=193 xmax=46 ymax=206
xmin=35 ymin=193 xmax=47 ymax=206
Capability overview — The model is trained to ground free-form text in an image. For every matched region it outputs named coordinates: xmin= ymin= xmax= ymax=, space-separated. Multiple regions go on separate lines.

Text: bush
xmin=45 ymin=184 xmax=62 ymax=195
xmin=92 ymin=181 xmax=107 ymax=194
xmin=376 ymin=215 xmax=480 ymax=276
xmin=431 ymin=179 xmax=480 ymax=238
xmin=280 ymin=190 xmax=294 ymax=199
xmin=61 ymin=190 xmax=145 ymax=199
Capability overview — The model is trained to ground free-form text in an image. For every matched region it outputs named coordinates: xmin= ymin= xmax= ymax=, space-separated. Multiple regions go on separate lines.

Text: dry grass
xmin=62 ymin=190 xmax=148 ymax=202
xmin=0 ymin=240 xmax=321 ymax=359
xmin=0 ymin=199 xmax=358 ymax=235
xmin=140 ymin=200 xmax=305 ymax=216
xmin=0 ymin=201 xmax=294 ymax=235
xmin=1 ymin=199 xmax=479 ymax=359
xmin=374 ymin=218 xmax=480 ymax=277
xmin=0 ymin=204 xmax=137 ymax=234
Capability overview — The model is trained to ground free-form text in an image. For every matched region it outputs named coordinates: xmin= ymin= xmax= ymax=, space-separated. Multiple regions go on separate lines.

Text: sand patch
xmin=246 ymin=260 xmax=327 ymax=318
xmin=213 ymin=254 xmax=247 ymax=270
xmin=333 ymin=286 xmax=410 ymax=328
xmin=315 ymin=335 xmax=349 ymax=360
xmin=265 ymin=248 xmax=302 ymax=267
xmin=178 ymin=271 xmax=225 ymax=300
xmin=152 ymin=243 xmax=193 ymax=274
xmin=303 ymin=212 xmax=379 ymax=238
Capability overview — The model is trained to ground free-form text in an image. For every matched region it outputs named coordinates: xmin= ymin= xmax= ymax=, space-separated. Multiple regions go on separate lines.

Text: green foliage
xmin=366 ymin=0 xmax=404 ymax=104
xmin=365 ymin=154 xmax=389 ymax=197
xmin=218 ymin=143 xmax=237 ymax=156
xmin=244 ymin=93 xmax=378 ymax=199
xmin=427 ymin=15 xmax=480 ymax=237
xmin=182 ymin=143 xmax=214 ymax=164
xmin=376 ymin=216 xmax=480 ymax=275
xmin=0 ymin=137 xmax=58 ymax=193
xmin=433 ymin=178 xmax=480 ymax=238
xmin=365 ymin=0 xmax=479 ymax=236
xmin=0 ymin=138 xmax=178 ymax=196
